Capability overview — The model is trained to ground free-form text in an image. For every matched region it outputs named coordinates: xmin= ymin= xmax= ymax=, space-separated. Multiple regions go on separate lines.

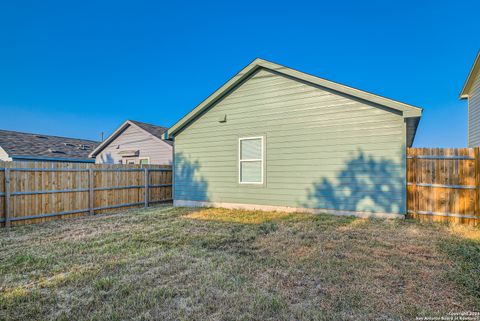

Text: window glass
xmin=240 ymin=161 xmax=262 ymax=183
xmin=239 ymin=137 xmax=263 ymax=184
xmin=240 ymin=138 xmax=262 ymax=160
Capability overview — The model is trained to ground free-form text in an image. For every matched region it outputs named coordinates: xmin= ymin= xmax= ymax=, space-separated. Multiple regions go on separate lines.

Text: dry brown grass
xmin=184 ymin=207 xmax=312 ymax=224
xmin=0 ymin=206 xmax=479 ymax=320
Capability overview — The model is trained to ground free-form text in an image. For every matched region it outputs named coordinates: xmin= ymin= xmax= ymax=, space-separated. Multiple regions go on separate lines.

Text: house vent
xmin=64 ymin=143 xmax=76 ymax=147
xmin=218 ymin=114 xmax=227 ymax=123
xmin=35 ymin=135 xmax=48 ymax=139
xmin=48 ymin=148 xmax=65 ymax=154
xmin=77 ymin=144 xmax=90 ymax=150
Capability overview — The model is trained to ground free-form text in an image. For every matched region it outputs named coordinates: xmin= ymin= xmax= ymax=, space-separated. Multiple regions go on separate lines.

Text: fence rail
xmin=407 ymin=147 xmax=480 ymax=225
xmin=0 ymin=161 xmax=172 ymax=227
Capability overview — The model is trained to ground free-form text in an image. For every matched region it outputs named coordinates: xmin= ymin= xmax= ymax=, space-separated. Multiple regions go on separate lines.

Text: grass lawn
xmin=1 ymin=206 xmax=479 ymax=320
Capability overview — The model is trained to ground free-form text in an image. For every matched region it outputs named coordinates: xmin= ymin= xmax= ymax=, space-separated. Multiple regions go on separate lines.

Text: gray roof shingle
xmin=128 ymin=120 xmax=172 ymax=145
xmin=0 ymin=129 xmax=100 ymax=161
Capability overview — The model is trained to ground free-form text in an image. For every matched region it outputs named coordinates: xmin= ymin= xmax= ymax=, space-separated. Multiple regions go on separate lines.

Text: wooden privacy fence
xmin=0 ymin=161 xmax=172 ymax=227
xmin=407 ymin=148 xmax=480 ymax=225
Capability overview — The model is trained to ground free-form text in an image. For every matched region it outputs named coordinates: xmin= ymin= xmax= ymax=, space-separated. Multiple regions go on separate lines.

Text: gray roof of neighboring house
xmin=0 ymin=129 xmax=100 ymax=161
xmin=128 ymin=120 xmax=171 ymax=145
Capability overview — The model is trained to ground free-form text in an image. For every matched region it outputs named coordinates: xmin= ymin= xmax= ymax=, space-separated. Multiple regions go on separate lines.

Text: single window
xmin=239 ymin=137 xmax=263 ymax=184
xmin=139 ymin=158 xmax=149 ymax=165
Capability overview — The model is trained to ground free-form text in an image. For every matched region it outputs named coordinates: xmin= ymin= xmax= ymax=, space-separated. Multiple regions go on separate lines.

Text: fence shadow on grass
xmin=174 ymin=153 xmax=208 ymax=202
xmin=304 ymin=151 xmax=404 ymax=215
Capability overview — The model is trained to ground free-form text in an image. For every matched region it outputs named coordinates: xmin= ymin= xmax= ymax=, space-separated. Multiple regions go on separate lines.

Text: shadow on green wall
xmin=304 ymin=151 xmax=405 ymax=214
xmin=175 ymin=152 xmax=208 ymax=201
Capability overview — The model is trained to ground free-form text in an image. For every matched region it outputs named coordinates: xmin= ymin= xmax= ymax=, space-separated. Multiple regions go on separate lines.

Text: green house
xmin=165 ymin=59 xmax=422 ymax=218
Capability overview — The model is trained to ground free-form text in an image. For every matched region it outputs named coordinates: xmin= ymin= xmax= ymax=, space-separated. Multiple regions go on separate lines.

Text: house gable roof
xmin=89 ymin=120 xmax=170 ymax=158
xmin=0 ymin=129 xmax=99 ymax=162
xmin=165 ymin=58 xmax=423 ymax=142
xmin=129 ymin=120 xmax=169 ymax=142
xmin=460 ymin=51 xmax=480 ymax=99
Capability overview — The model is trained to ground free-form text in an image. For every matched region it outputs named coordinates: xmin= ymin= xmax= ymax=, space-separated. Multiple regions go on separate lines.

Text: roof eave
xmin=460 ymin=51 xmax=480 ymax=99
xmin=404 ymin=108 xmax=423 ymax=118
xmin=10 ymin=155 xmax=96 ymax=163
xmin=405 ymin=116 xmax=421 ymax=148
xmin=89 ymin=120 xmax=133 ymax=157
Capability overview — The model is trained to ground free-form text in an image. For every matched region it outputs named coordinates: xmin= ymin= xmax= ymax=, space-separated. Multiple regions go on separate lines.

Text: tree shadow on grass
xmin=304 ymin=151 xmax=404 ymax=215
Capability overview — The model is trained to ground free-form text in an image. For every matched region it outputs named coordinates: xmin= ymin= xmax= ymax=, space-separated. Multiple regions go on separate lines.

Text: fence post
xmin=475 ymin=148 xmax=480 ymax=218
xmin=406 ymin=148 xmax=417 ymax=218
xmin=412 ymin=149 xmax=417 ymax=216
xmin=89 ymin=169 xmax=94 ymax=215
xmin=4 ymin=168 xmax=10 ymax=227
xmin=144 ymin=168 xmax=149 ymax=207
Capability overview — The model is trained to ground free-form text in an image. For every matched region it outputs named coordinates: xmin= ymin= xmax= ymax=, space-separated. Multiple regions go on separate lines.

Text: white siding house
xmin=90 ymin=120 xmax=172 ymax=165
xmin=461 ymin=51 xmax=480 ymax=147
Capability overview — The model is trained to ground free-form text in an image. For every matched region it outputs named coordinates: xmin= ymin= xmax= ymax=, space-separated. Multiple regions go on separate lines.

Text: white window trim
xmin=238 ymin=136 xmax=264 ymax=185
xmin=139 ymin=157 xmax=150 ymax=165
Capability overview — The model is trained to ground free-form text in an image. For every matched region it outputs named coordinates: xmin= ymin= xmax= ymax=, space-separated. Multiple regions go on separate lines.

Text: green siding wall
xmin=174 ymin=68 xmax=407 ymax=214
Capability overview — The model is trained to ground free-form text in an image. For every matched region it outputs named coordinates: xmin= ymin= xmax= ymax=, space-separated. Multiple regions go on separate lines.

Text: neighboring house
xmin=90 ymin=120 xmax=172 ymax=165
xmin=460 ymin=51 xmax=480 ymax=147
xmin=164 ymin=58 xmax=422 ymax=218
xmin=0 ymin=129 xmax=99 ymax=163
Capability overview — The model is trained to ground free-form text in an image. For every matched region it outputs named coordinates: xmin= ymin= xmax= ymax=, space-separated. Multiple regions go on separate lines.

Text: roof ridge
xmin=128 ymin=120 xmax=169 ymax=129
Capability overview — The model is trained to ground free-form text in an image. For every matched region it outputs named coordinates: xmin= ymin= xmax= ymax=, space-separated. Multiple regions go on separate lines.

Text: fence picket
xmin=4 ymin=169 xmax=10 ymax=227
xmin=144 ymin=168 xmax=149 ymax=208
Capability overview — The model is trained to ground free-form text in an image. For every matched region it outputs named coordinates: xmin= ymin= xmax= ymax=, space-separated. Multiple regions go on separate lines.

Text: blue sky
xmin=0 ymin=0 xmax=478 ymax=146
